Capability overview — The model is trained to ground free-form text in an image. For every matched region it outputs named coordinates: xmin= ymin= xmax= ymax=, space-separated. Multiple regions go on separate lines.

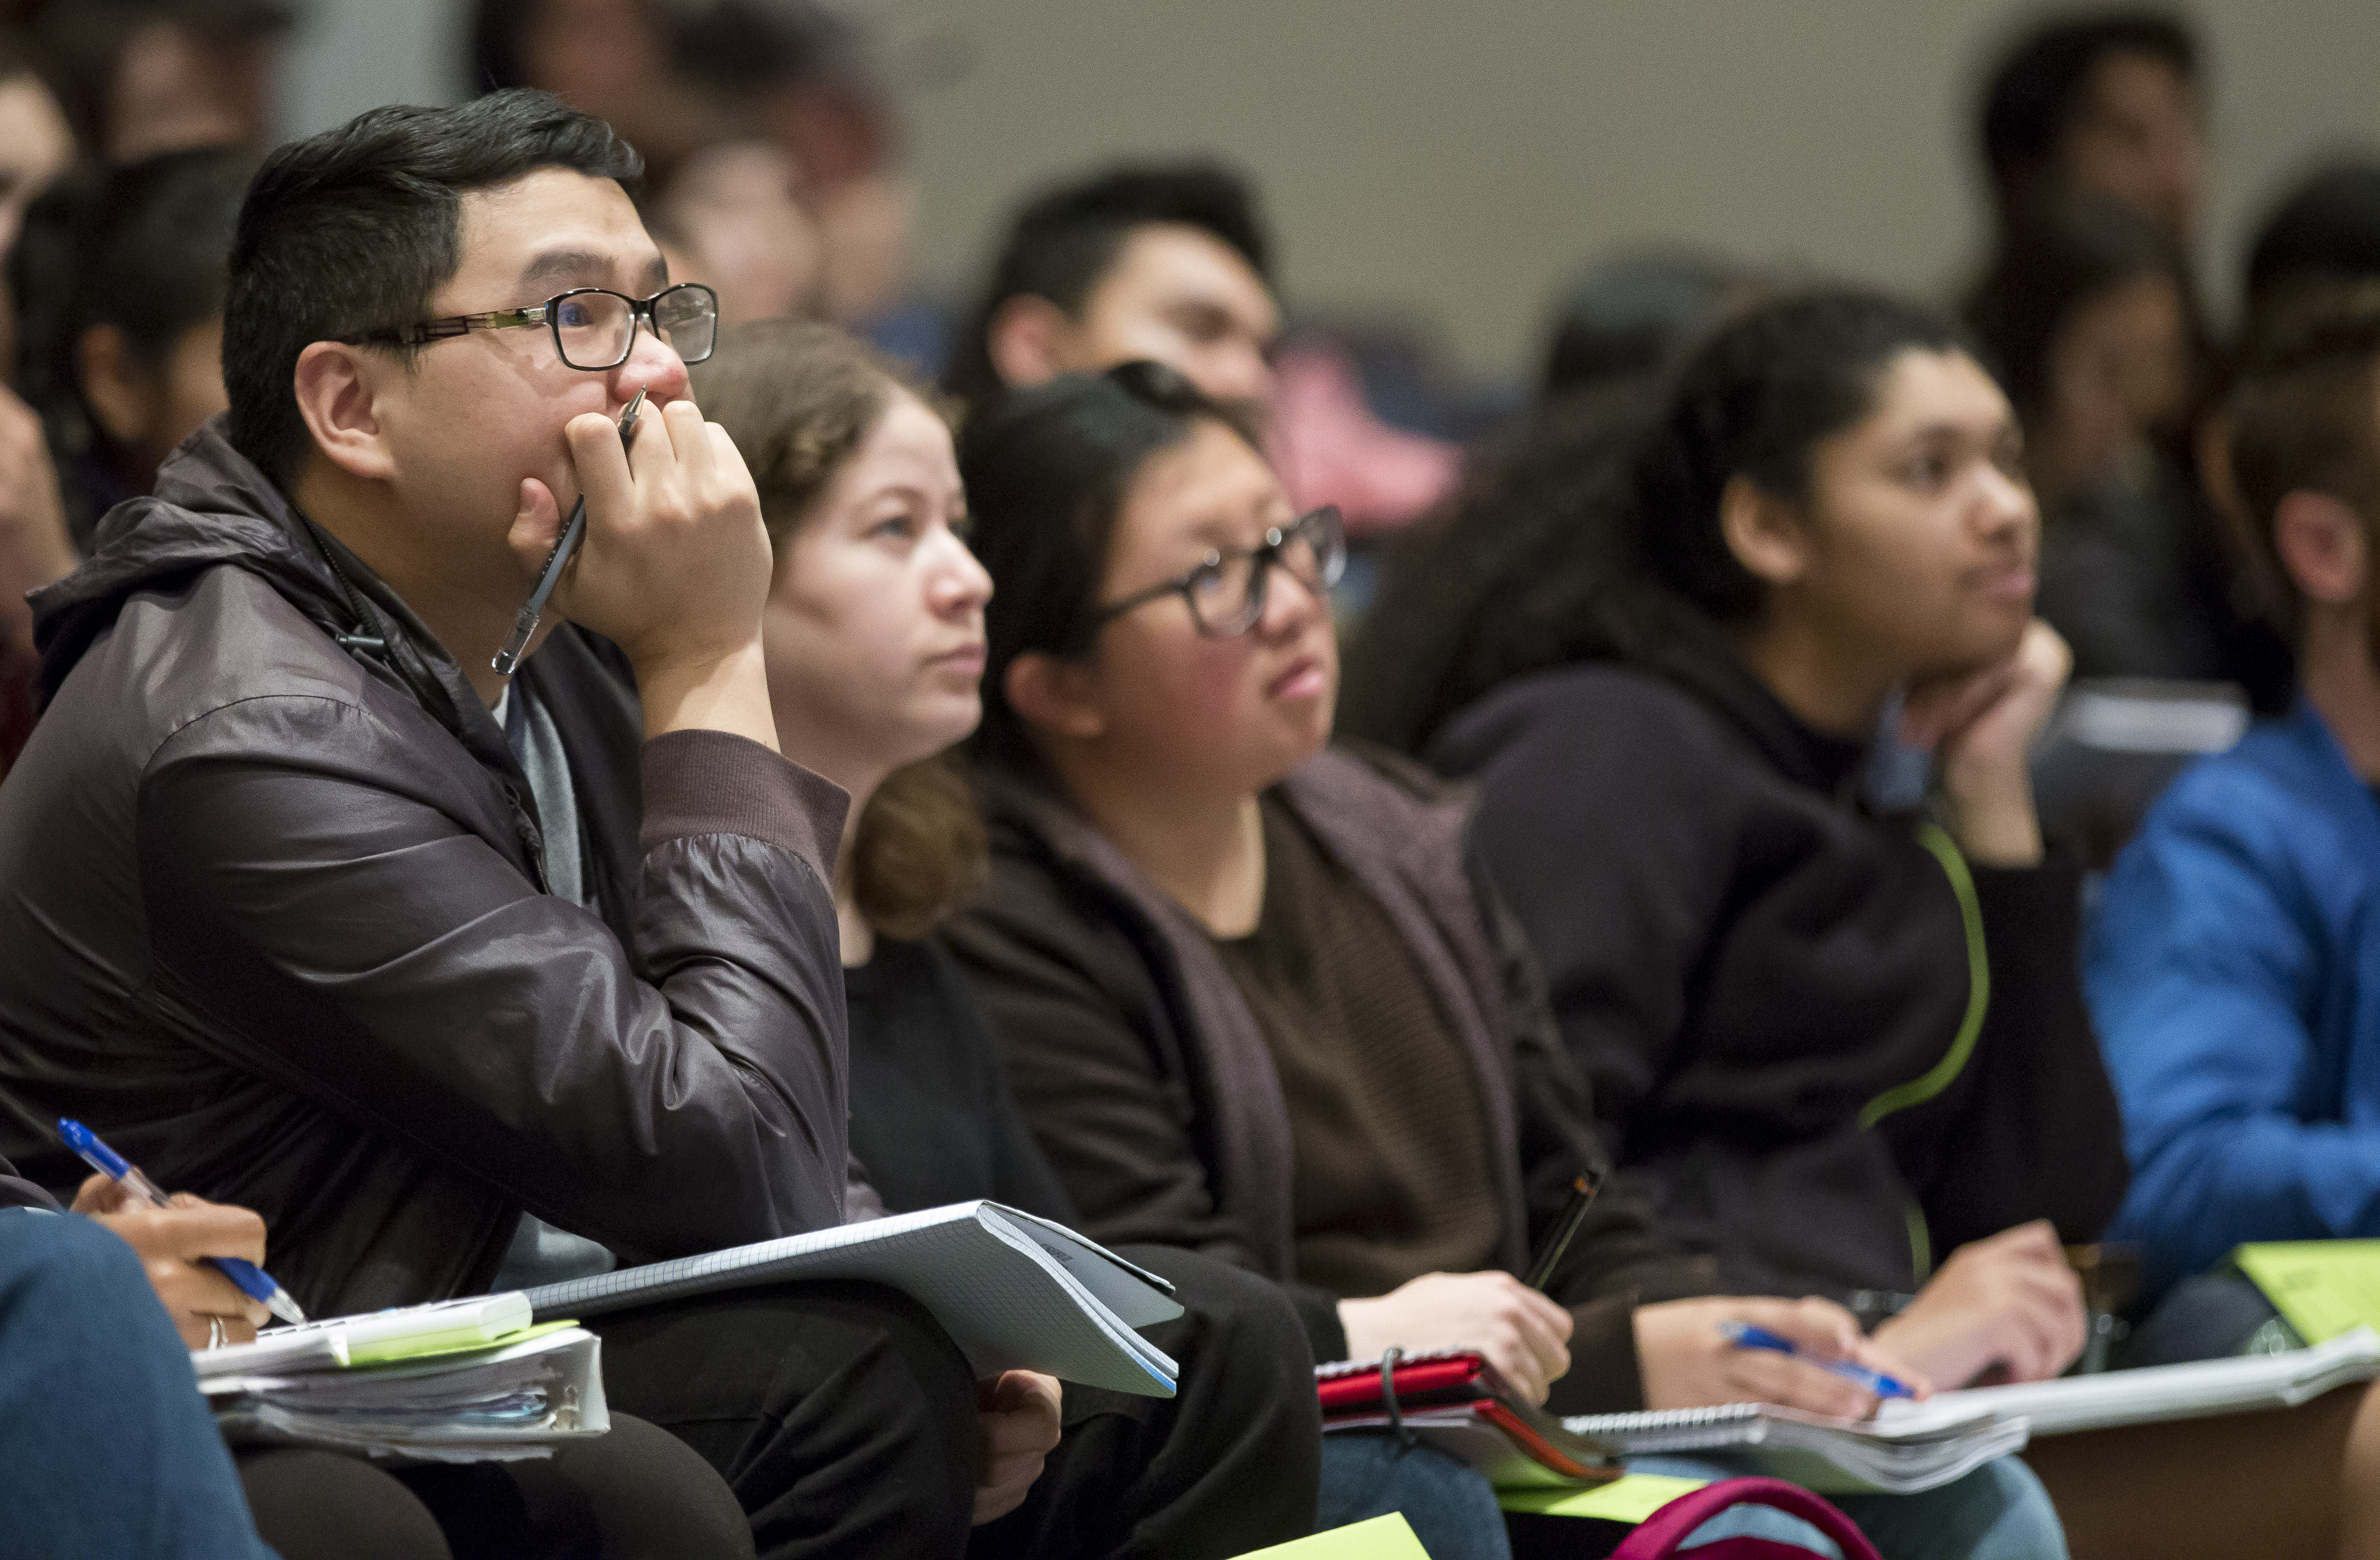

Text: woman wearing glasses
xmin=942 ymin=364 xmax=2054 ymax=1557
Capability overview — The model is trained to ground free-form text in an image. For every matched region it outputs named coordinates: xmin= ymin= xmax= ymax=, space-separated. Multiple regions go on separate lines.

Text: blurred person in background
xmin=2084 ymin=286 xmax=2380 ymax=1364
xmin=945 ymin=160 xmax=1454 ymax=543
xmin=1964 ymin=197 xmax=2232 ymax=683
xmin=11 ymin=146 xmax=247 ymax=548
xmin=2239 ymin=160 xmax=2380 ymax=351
xmin=1537 ymin=247 xmax=1757 ymax=407
xmin=25 ymin=0 xmax=291 ymax=164
xmin=477 ymin=0 xmax=939 ymax=360
xmin=0 ymin=31 xmax=75 ymax=775
xmin=1976 ymin=9 xmax=2204 ymax=248
xmin=944 ymin=161 xmax=1278 ymax=422
xmin=651 ymin=137 xmax=823 ymax=325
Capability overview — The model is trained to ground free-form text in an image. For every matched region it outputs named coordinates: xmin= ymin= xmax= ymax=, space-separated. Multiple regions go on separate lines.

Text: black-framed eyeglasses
xmin=341 ymin=282 xmax=720 ymax=370
xmin=1092 ymin=506 xmax=1346 ymax=639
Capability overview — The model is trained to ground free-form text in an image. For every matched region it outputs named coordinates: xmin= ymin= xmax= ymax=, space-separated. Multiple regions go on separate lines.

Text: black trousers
xmin=972 ymin=1246 xmax=1322 ymax=1560
xmin=238 ymin=1414 xmax=755 ymax=1560
xmin=591 ymin=1281 xmax=982 ymax=1559
xmin=591 ymin=1257 xmax=1321 ymax=1560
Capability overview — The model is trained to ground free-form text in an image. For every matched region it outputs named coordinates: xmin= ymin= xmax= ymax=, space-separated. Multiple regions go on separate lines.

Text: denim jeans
xmin=0 ymin=1207 xmax=275 ymax=1560
xmin=1318 ymin=1432 xmax=1513 ymax=1560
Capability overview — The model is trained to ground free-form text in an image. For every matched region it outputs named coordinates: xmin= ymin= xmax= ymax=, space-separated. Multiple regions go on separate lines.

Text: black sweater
xmin=1429 ymin=651 xmax=2129 ymax=1303
xmin=843 ymin=937 xmax=1076 ymax=1221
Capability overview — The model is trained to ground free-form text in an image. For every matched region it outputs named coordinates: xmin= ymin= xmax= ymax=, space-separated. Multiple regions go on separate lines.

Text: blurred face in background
xmin=2033 ymin=273 xmax=2189 ymax=502
xmin=660 ymin=141 xmax=823 ymax=325
xmin=762 ymin=387 xmax=989 ymax=781
xmin=79 ymin=315 xmax=228 ymax=481
xmin=0 ymin=73 xmax=71 ymax=258
xmin=2057 ymin=51 xmax=2203 ymax=241
xmin=109 ymin=18 xmax=278 ymax=161
xmin=996 ymin=224 xmax=1280 ymax=413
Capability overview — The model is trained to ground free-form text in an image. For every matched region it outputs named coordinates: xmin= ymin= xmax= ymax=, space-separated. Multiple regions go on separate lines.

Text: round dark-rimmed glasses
xmin=1092 ymin=505 xmax=1346 ymax=639
xmin=342 ymin=282 xmax=720 ymax=370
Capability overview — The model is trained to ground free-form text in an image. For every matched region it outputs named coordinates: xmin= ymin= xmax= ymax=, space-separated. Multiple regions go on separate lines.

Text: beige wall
xmin=275 ymin=0 xmax=2380 ymax=380
xmin=898 ymin=1 xmax=2380 ymax=378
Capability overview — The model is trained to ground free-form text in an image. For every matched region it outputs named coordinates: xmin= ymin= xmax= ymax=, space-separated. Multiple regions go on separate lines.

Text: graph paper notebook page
xmin=520 ymin=1200 xmax=1183 ymax=1397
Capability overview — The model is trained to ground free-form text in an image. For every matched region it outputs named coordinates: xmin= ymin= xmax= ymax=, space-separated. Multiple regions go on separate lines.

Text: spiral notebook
xmin=519 ymin=1200 xmax=1185 ymax=1397
xmin=1560 ymin=1399 xmax=2021 ymax=1495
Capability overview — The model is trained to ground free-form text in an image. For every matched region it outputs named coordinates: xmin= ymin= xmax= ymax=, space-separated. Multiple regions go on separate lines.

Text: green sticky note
xmin=347 ymin=1318 xmax=577 ymax=1367
xmin=1498 ymin=1473 xmax=1709 ymax=1522
xmin=1231 ymin=1512 xmax=1431 ymax=1558
xmin=2234 ymin=1242 xmax=2380 ymax=1343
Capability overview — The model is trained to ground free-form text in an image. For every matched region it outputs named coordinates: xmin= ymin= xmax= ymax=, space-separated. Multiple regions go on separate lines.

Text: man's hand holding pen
xmin=503 ymin=389 xmax=782 ymax=751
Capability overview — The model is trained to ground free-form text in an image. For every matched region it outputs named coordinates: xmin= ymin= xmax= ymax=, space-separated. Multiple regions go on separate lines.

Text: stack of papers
xmin=195 ymin=1293 xmax=608 ymax=1462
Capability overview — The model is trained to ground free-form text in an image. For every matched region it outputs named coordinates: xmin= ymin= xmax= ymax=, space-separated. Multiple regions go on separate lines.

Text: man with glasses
xmin=0 ymin=90 xmax=1019 ymax=1556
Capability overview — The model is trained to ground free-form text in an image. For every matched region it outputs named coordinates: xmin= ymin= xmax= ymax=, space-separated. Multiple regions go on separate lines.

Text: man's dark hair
xmin=2225 ymin=283 xmax=2380 ymax=632
xmin=2246 ymin=162 xmax=2380 ymax=318
xmin=943 ymin=162 xmax=1271 ymax=416
xmin=1979 ymin=11 xmax=2197 ymax=201
xmin=223 ymin=88 xmax=642 ymax=485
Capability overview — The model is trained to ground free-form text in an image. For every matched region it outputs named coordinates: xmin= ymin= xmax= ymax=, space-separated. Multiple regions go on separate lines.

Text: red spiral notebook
xmin=1315 ymin=1350 xmax=1621 ymax=1488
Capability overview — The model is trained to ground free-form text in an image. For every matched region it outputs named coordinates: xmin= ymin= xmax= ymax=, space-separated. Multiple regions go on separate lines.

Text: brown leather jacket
xmin=0 ymin=423 xmax=851 ymax=1315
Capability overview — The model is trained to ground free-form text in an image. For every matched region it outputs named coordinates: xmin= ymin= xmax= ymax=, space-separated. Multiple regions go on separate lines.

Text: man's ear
xmin=291 ymin=341 xmax=395 ymax=483
xmin=76 ymin=324 xmax=158 ymax=447
xmin=2273 ymin=489 xmax=2369 ymax=607
xmin=986 ymin=295 xmax=1075 ymax=390
xmin=1717 ymin=472 xmax=1811 ymax=589
xmin=1004 ymin=650 xmax=1105 ymax=743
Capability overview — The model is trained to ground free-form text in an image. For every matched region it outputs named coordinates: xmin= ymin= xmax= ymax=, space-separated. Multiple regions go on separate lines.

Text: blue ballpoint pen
xmin=1718 ymin=1319 xmax=1915 ymax=1400
xmin=58 ymin=1119 xmax=307 ymax=1327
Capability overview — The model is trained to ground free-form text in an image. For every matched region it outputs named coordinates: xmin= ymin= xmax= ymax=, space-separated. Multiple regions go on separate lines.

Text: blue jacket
xmin=2089 ymin=701 xmax=2380 ymax=1298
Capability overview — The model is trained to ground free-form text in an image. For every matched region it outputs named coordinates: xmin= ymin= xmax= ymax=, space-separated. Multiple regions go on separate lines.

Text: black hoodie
xmin=0 ymin=421 xmax=851 ymax=1315
xmin=1428 ymin=632 xmax=2129 ymax=1305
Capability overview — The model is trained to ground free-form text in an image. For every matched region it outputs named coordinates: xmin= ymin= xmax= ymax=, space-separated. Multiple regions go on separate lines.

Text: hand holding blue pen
xmin=59 ymin=1119 xmax=307 ymax=1328
xmin=1719 ymin=1319 xmax=1916 ymax=1401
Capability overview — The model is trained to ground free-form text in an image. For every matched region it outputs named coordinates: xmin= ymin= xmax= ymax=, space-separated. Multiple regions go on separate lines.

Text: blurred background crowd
xmin=2 ymin=0 xmax=2379 ymax=779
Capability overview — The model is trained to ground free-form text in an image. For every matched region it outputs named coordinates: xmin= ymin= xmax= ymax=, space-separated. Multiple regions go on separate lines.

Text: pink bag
xmin=1608 ymin=1477 xmax=1882 ymax=1560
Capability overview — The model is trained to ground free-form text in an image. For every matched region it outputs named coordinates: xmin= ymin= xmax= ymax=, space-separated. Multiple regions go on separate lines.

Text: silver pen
xmin=493 ymin=387 xmax=648 ymax=675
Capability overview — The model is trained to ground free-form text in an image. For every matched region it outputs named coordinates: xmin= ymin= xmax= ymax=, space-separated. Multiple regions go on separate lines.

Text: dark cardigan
xmin=944 ymin=744 xmax=1714 ymax=1416
xmin=1429 ymin=642 xmax=2130 ymax=1306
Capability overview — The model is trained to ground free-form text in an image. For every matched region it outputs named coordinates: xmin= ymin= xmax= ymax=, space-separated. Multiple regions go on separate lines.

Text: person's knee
xmin=1117 ymin=1245 xmax=1319 ymax=1402
xmin=0 ymin=1210 xmax=154 ymax=1328
xmin=238 ymin=1448 xmax=452 ymax=1560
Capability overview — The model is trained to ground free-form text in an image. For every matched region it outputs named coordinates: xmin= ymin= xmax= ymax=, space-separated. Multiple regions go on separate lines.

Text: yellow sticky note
xmin=1498 ymin=1473 xmax=1710 ymax=1523
xmin=1231 ymin=1512 xmax=1431 ymax=1558
xmin=2235 ymin=1242 xmax=2380 ymax=1343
